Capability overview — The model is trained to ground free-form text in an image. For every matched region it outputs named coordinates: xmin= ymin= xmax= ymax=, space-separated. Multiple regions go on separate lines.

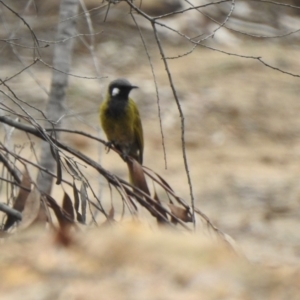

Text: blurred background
xmin=1 ymin=0 xmax=300 ymax=266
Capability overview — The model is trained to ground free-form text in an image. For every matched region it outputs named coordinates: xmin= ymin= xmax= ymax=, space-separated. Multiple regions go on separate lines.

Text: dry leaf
xmin=50 ymin=146 xmax=62 ymax=185
xmin=168 ymin=203 xmax=193 ymax=223
xmin=80 ymin=183 xmax=87 ymax=224
xmin=153 ymin=191 xmax=169 ymax=224
xmin=108 ymin=206 xmax=115 ymax=220
xmin=64 ymin=158 xmax=80 ymax=179
xmin=12 ymin=168 xmax=31 ymax=211
xmin=18 ymin=189 xmax=40 ymax=230
xmin=101 ymin=206 xmax=115 ymax=227
xmin=32 ymin=200 xmax=48 ymax=226
xmin=46 ymin=194 xmax=74 ymax=229
xmin=62 ymin=192 xmax=74 ymax=221
xmin=73 ymin=181 xmax=83 ymax=223
xmin=4 ymin=169 xmax=31 ymax=230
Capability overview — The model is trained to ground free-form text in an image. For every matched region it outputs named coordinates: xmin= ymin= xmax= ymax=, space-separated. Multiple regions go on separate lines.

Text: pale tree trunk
xmin=37 ymin=0 xmax=79 ymax=194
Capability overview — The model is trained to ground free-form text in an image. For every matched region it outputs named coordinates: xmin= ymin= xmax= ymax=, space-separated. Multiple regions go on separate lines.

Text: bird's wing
xmin=131 ymin=99 xmax=144 ymax=164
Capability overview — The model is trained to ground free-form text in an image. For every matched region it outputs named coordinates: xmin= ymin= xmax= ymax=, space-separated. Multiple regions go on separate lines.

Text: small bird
xmin=99 ymin=78 xmax=144 ymax=164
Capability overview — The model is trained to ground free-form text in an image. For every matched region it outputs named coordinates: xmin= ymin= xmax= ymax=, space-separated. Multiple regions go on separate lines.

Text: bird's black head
xmin=108 ymin=78 xmax=138 ymax=100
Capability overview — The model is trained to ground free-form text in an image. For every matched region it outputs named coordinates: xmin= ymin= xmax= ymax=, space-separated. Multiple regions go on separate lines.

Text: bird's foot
xmin=105 ymin=141 xmax=114 ymax=153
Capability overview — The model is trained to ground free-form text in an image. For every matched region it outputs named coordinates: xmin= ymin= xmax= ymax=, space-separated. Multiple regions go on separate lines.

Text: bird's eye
xmin=112 ymin=87 xmax=120 ymax=96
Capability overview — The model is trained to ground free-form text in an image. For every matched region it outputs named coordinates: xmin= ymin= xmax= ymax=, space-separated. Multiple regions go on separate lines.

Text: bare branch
xmin=0 ymin=203 xmax=22 ymax=222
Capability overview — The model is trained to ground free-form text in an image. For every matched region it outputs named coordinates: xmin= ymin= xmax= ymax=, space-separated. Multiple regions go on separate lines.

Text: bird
xmin=99 ymin=78 xmax=144 ymax=164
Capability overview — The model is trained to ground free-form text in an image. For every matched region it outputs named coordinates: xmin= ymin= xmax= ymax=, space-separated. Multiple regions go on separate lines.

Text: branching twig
xmin=0 ymin=0 xmax=39 ymax=47
xmin=187 ymin=0 xmax=300 ymax=39
xmin=0 ymin=152 xmax=21 ymax=184
xmin=151 ymin=21 xmax=196 ymax=229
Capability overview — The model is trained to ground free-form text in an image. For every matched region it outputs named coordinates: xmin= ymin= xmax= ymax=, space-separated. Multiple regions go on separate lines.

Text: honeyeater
xmin=99 ymin=78 xmax=144 ymax=164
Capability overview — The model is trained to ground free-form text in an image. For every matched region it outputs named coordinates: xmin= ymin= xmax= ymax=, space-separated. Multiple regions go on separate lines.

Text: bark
xmin=37 ymin=0 xmax=79 ymax=194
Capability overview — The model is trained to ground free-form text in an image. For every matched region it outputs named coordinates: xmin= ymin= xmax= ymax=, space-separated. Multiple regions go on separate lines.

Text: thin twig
xmin=0 ymin=152 xmax=21 ymax=184
xmin=248 ymin=0 xmax=300 ymax=10
xmin=0 ymin=176 xmax=31 ymax=192
xmin=151 ymin=22 xmax=196 ymax=229
xmin=0 ymin=59 xmax=39 ymax=85
xmin=37 ymin=58 xmax=104 ymax=79
xmin=130 ymin=12 xmax=168 ymax=169
xmin=199 ymin=0 xmax=235 ymax=43
xmin=153 ymin=0 xmax=232 ymax=20
xmin=199 ymin=43 xmax=300 ymax=78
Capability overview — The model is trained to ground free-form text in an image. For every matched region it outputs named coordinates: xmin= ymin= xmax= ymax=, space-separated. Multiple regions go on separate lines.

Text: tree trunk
xmin=37 ymin=0 xmax=79 ymax=194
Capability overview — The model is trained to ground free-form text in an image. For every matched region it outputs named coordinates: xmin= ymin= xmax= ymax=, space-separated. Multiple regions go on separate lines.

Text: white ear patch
xmin=112 ymin=87 xmax=120 ymax=96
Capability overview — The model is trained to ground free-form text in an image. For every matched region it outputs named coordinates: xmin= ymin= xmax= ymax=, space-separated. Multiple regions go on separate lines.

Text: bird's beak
xmin=131 ymin=85 xmax=139 ymax=89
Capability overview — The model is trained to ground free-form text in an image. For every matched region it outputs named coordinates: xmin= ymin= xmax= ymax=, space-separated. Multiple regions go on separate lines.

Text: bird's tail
xmin=127 ymin=159 xmax=150 ymax=197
